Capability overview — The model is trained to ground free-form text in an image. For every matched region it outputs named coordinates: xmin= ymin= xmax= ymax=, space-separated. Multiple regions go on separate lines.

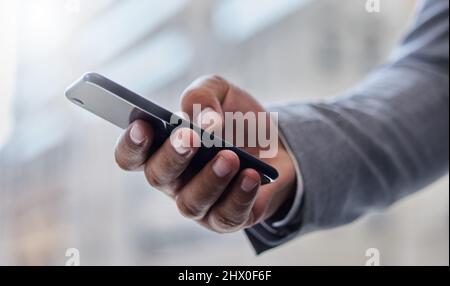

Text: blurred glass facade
xmin=0 ymin=0 xmax=448 ymax=265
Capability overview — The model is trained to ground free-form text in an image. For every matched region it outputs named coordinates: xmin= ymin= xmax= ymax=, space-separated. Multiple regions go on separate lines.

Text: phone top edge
xmin=64 ymin=72 xmax=99 ymax=100
xmin=83 ymin=72 xmax=176 ymax=124
xmin=64 ymin=75 xmax=84 ymax=99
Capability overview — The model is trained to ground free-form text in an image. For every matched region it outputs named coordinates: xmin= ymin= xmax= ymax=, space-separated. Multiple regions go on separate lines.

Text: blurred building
xmin=0 ymin=0 xmax=448 ymax=265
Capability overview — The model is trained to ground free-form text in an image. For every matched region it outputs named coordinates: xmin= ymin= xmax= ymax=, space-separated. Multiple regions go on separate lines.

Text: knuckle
xmin=144 ymin=167 xmax=165 ymax=189
xmin=114 ymin=150 xmax=133 ymax=171
xmin=210 ymin=210 xmax=244 ymax=233
xmin=208 ymin=74 xmax=227 ymax=85
xmin=180 ymin=87 xmax=208 ymax=107
xmin=176 ymin=196 xmax=204 ymax=219
xmin=205 ymin=74 xmax=230 ymax=95
xmin=231 ymin=195 xmax=254 ymax=211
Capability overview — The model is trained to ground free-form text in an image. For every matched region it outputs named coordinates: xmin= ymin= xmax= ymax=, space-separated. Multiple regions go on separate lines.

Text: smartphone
xmin=65 ymin=72 xmax=278 ymax=184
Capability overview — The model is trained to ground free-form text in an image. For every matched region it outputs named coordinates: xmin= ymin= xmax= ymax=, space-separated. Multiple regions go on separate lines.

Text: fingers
xmin=175 ymin=150 xmax=240 ymax=220
xmin=115 ymin=120 xmax=154 ymax=171
xmin=205 ymin=169 xmax=260 ymax=233
xmin=144 ymin=127 xmax=200 ymax=196
xmin=180 ymin=75 xmax=229 ymax=131
xmin=115 ymin=75 xmax=270 ymax=234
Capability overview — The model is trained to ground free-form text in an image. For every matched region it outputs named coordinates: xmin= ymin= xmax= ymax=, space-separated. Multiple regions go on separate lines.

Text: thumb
xmin=180 ymin=75 xmax=229 ymax=132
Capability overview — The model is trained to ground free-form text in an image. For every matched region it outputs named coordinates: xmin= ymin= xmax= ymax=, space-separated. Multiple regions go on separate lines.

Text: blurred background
xmin=0 ymin=0 xmax=448 ymax=265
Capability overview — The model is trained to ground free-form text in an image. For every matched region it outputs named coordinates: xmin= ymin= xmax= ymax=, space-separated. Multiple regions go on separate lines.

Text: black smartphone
xmin=65 ymin=72 xmax=278 ymax=184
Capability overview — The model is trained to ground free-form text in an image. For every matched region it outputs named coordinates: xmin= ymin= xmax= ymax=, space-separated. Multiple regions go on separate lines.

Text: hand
xmin=114 ymin=75 xmax=297 ymax=233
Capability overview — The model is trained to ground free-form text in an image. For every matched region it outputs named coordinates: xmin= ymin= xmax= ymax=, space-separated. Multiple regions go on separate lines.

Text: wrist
xmin=263 ymin=139 xmax=298 ymax=220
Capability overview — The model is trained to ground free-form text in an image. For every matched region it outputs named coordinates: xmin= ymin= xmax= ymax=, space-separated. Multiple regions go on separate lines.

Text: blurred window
xmin=212 ymin=0 xmax=312 ymax=42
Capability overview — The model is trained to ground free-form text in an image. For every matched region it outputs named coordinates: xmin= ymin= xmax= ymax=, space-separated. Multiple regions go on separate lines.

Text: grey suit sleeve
xmin=245 ymin=0 xmax=449 ymax=254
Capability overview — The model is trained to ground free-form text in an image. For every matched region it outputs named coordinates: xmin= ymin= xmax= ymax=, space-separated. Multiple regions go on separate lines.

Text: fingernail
xmin=212 ymin=156 xmax=232 ymax=178
xmin=196 ymin=107 xmax=221 ymax=130
xmin=171 ymin=129 xmax=191 ymax=156
xmin=241 ymin=176 xmax=258 ymax=192
xmin=130 ymin=123 xmax=146 ymax=145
